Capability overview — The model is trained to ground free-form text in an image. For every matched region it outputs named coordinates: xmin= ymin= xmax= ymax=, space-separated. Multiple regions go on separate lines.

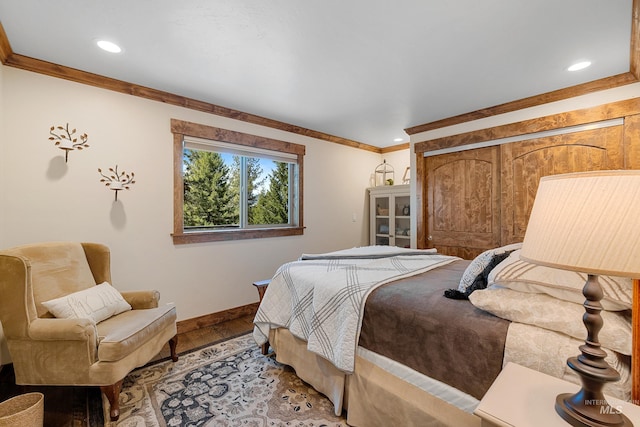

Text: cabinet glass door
xmin=369 ymin=185 xmax=411 ymax=248
xmin=375 ymin=197 xmax=390 ymax=245
xmin=394 ymin=194 xmax=410 ymax=248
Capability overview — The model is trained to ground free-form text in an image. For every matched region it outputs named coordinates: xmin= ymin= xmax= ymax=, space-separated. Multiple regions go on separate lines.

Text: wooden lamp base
xmin=554 ymin=275 xmax=634 ymax=427
xmin=556 ymin=392 xmax=632 ymax=427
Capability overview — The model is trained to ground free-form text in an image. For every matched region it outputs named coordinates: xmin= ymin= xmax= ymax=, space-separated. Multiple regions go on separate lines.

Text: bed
xmin=253 ymin=245 xmax=634 ymax=426
xmin=252 ymin=99 xmax=640 ymax=425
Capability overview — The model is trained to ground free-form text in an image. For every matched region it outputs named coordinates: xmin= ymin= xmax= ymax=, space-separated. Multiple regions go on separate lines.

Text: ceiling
xmin=0 ymin=1 xmax=633 ymax=148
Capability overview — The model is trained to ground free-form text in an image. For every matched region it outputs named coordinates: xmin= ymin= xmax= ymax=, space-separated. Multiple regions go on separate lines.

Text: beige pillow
xmin=488 ymin=250 xmax=631 ymax=311
xmin=42 ymin=282 xmax=131 ymax=323
xmin=469 ymin=287 xmax=632 ymax=355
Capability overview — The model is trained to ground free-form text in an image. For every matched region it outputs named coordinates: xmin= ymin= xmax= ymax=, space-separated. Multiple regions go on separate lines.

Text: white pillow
xmin=42 ymin=282 xmax=132 ymax=323
xmin=488 ymin=249 xmax=632 ymax=311
xmin=469 ymin=287 xmax=632 ymax=355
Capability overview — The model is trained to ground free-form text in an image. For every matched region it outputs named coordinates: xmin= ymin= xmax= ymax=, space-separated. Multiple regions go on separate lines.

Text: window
xmin=171 ymin=119 xmax=305 ymax=244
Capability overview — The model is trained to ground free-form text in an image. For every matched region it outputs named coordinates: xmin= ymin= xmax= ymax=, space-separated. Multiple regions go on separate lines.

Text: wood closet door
xmin=426 ymin=146 xmax=500 ymax=259
xmin=624 ymin=113 xmax=640 ymax=168
xmin=501 ymin=125 xmax=624 ymax=244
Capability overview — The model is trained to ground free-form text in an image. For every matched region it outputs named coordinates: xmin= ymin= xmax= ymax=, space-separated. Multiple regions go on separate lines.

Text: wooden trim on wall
xmin=415 ymin=98 xmax=640 ymax=154
xmin=0 ymin=22 xmax=11 ymax=63
xmin=631 ymin=0 xmax=640 ymax=80
xmin=406 ymin=0 xmax=640 ymax=136
xmin=297 ymin=152 xmax=305 ymax=234
xmin=173 ymin=227 xmax=305 ymax=244
xmin=171 ymin=119 xmax=307 ymax=156
xmin=172 ymin=132 xmax=185 ymax=236
xmin=381 ymin=142 xmax=410 ymax=154
xmin=415 ymin=154 xmax=427 ymax=249
xmin=177 ymin=302 xmax=259 ymax=335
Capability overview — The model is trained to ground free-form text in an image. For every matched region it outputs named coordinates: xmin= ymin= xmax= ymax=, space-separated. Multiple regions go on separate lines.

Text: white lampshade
xmin=520 ymin=170 xmax=640 ymax=277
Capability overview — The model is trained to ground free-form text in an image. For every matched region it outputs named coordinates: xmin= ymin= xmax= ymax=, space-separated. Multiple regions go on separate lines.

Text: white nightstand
xmin=475 ymin=363 xmax=640 ymax=426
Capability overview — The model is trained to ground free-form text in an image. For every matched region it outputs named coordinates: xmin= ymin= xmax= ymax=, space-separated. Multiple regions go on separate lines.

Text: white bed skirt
xmin=270 ymin=327 xmax=346 ymax=415
xmin=269 ymin=328 xmax=481 ymax=426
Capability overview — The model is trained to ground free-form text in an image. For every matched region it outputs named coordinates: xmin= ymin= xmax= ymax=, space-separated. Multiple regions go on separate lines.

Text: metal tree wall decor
xmin=98 ymin=165 xmax=136 ymax=201
xmin=48 ymin=123 xmax=89 ymax=162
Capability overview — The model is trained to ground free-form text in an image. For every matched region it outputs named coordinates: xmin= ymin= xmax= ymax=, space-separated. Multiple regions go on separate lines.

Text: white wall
xmin=0 ymin=66 xmax=385 ymax=327
xmin=378 ymin=149 xmax=410 ymax=186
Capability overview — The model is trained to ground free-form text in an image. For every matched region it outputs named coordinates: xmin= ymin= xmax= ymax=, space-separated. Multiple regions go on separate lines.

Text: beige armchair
xmin=0 ymin=242 xmax=178 ymax=421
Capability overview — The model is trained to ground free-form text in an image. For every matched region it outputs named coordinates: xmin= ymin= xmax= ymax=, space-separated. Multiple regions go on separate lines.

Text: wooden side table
xmin=475 ymin=362 xmax=640 ymax=426
xmin=253 ymin=279 xmax=271 ymax=355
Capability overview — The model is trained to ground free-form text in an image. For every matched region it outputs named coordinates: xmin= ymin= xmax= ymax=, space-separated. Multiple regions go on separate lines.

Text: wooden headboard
xmin=415 ymin=98 xmax=640 ymax=402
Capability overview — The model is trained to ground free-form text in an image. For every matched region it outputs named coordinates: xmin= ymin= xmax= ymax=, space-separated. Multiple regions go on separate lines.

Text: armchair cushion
xmin=41 ymin=282 xmax=131 ymax=324
xmin=96 ymin=304 xmax=177 ymax=362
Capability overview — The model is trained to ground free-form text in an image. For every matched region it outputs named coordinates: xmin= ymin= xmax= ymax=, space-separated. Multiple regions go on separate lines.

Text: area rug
xmin=104 ymin=333 xmax=349 ymax=426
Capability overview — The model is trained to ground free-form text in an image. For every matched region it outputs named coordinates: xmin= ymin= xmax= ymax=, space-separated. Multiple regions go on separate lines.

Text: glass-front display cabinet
xmin=369 ymin=184 xmax=410 ymax=248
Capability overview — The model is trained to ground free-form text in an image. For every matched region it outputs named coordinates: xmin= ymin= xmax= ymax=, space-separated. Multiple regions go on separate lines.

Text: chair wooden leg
xmin=261 ymin=342 xmax=270 ymax=355
xmin=169 ymin=334 xmax=179 ymax=362
xmin=101 ymin=379 xmax=123 ymax=421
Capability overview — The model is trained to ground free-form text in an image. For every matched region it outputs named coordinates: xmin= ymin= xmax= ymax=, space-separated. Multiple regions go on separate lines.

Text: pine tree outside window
xmin=171 ymin=119 xmax=305 ymax=244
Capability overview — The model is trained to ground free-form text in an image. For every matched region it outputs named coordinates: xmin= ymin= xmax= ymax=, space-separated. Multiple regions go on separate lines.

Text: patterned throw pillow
xmin=41 ymin=282 xmax=132 ymax=323
xmin=458 ymin=250 xmax=494 ymax=292
xmin=444 ymin=243 xmax=522 ymax=300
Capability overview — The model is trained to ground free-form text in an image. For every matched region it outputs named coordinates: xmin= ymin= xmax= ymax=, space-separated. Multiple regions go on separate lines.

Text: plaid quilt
xmin=253 ymin=246 xmax=459 ymax=372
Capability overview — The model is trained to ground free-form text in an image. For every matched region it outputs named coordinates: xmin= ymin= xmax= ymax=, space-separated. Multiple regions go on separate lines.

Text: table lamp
xmin=520 ymin=170 xmax=640 ymax=427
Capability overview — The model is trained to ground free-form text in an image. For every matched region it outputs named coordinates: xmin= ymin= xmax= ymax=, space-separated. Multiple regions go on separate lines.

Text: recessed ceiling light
xmin=567 ymin=61 xmax=591 ymax=72
xmin=393 ymin=138 xmax=404 ymax=142
xmin=97 ymin=40 xmax=122 ymax=53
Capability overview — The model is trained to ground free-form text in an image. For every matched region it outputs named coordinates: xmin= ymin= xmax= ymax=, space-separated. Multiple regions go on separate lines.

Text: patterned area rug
xmin=104 ymin=333 xmax=348 ymax=426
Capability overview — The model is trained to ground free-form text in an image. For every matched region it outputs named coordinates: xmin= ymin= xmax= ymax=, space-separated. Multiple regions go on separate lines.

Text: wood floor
xmin=153 ymin=314 xmax=255 ymax=362
xmin=0 ymin=314 xmax=255 ymax=427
